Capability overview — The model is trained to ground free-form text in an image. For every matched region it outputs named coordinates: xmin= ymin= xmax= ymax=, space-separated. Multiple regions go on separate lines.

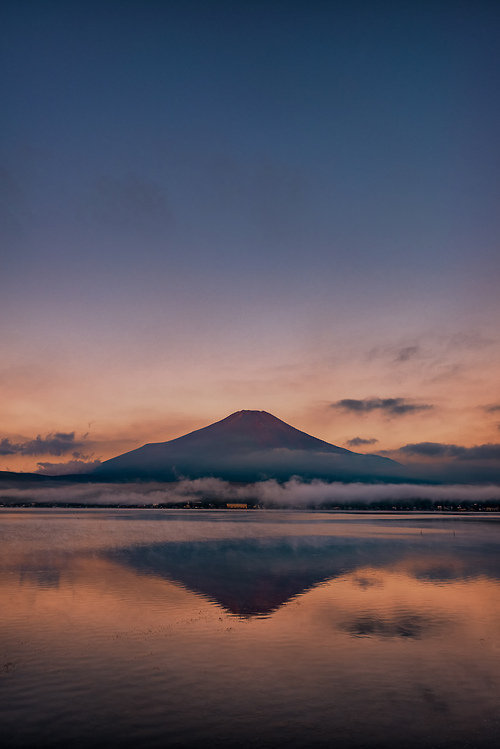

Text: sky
xmin=1 ymin=0 xmax=500 ymax=474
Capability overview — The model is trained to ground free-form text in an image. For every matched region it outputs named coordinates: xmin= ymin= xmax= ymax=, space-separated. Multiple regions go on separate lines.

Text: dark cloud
xmin=346 ymin=437 xmax=379 ymax=447
xmin=484 ymin=404 xmax=500 ymax=413
xmin=332 ymin=398 xmax=433 ymax=416
xmin=36 ymin=459 xmax=102 ymax=476
xmin=0 ymin=438 xmax=17 ymax=455
xmin=0 ymin=432 xmax=88 ymax=456
xmin=394 ymin=442 xmax=500 ymax=461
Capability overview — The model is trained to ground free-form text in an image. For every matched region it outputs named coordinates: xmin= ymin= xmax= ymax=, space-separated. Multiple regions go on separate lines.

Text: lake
xmin=1 ymin=509 xmax=499 ymax=748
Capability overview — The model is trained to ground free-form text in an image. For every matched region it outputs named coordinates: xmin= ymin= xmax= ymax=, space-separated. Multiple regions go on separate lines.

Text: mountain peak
xmin=223 ymin=409 xmax=279 ymax=423
xmin=94 ymin=409 xmax=400 ymax=482
xmin=202 ymin=409 xmax=333 ymax=449
xmin=226 ymin=410 xmax=274 ymax=418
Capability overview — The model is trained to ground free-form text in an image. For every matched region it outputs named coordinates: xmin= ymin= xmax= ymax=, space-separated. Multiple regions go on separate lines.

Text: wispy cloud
xmin=394 ymin=345 xmax=420 ymax=363
xmin=332 ymin=398 xmax=433 ymax=416
xmin=346 ymin=437 xmax=378 ymax=447
xmin=446 ymin=332 xmax=494 ymax=351
xmin=366 ymin=342 xmax=422 ymax=363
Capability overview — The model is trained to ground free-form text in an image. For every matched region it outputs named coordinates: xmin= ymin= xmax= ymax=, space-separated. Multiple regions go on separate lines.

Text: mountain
xmin=93 ymin=409 xmax=402 ymax=482
xmin=0 ymin=470 xmax=54 ymax=486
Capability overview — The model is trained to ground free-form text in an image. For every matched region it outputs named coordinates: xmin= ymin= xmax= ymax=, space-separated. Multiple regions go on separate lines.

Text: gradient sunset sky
xmin=1 ymin=0 xmax=500 ymax=473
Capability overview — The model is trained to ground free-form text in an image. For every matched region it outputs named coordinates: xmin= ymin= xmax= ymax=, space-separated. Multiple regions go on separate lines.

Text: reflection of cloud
xmin=419 ymin=686 xmax=449 ymax=714
xmin=332 ymin=398 xmax=433 ymax=416
xmin=0 ymin=432 xmax=88 ymax=456
xmin=19 ymin=568 xmax=60 ymax=589
xmin=352 ymin=575 xmax=383 ymax=590
xmin=340 ymin=612 xmax=444 ymax=639
xmin=346 ymin=437 xmax=378 ymax=447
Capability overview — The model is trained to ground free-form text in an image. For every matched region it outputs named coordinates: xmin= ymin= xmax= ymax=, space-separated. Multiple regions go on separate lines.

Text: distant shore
xmin=1 ymin=501 xmax=499 ymax=512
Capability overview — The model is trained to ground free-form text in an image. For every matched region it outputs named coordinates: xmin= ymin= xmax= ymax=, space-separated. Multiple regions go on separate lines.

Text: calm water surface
xmin=1 ymin=509 xmax=499 ymax=748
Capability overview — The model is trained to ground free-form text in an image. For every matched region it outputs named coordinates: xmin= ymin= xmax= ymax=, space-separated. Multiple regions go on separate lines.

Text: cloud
xmin=484 ymin=404 xmax=500 ymax=413
xmin=366 ymin=342 xmax=422 ymax=363
xmin=36 ymin=459 xmax=102 ymax=476
xmin=0 ymin=432 xmax=88 ymax=456
xmin=1 ymin=477 xmax=500 ymax=507
xmin=332 ymin=398 xmax=433 ymax=416
xmin=392 ymin=442 xmax=500 ymax=461
xmin=89 ymin=174 xmax=170 ymax=232
xmin=346 ymin=437 xmax=378 ymax=447
xmin=0 ymin=439 xmax=17 ymax=455
xmin=447 ymin=332 xmax=494 ymax=351
xmin=394 ymin=345 xmax=420 ymax=363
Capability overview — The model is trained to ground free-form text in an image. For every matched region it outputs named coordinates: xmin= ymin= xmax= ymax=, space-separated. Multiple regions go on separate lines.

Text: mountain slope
xmin=93 ymin=410 xmax=402 ymax=482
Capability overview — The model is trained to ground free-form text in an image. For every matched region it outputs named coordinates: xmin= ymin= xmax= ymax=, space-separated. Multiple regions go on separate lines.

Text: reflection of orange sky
xmin=2 ymin=326 xmax=500 ymax=472
xmin=1 ymin=510 xmax=498 ymax=639
xmin=2 ymin=509 xmax=499 ymax=748
xmin=0 ymin=554 xmax=497 ymax=627
xmin=2 ymin=553 xmax=499 ymax=719
xmin=2 ymin=548 xmax=499 ymax=653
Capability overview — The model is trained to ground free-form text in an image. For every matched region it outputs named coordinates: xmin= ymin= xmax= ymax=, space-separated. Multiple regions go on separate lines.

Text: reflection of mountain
xmin=93 ymin=410 xmax=402 ymax=482
xmin=106 ymin=533 xmax=500 ymax=617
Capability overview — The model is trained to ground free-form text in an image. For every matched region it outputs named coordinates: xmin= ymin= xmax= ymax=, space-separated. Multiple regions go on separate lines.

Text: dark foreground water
xmin=1 ymin=509 xmax=499 ymax=749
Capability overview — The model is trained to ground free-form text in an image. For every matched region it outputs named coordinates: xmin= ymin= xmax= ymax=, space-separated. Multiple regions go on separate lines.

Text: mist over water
xmin=2 ymin=477 xmax=500 ymax=507
xmin=1 ymin=509 xmax=499 ymax=748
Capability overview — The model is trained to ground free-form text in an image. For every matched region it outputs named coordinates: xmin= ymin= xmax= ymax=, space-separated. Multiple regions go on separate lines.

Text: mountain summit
xmin=150 ymin=409 xmax=352 ymax=454
xmin=93 ymin=410 xmax=401 ymax=483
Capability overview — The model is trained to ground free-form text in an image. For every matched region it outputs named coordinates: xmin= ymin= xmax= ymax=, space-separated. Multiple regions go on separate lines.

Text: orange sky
xmin=2 ymin=321 xmax=499 ymax=473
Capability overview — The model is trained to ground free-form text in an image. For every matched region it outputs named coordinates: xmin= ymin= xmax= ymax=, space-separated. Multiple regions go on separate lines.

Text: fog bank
xmin=1 ymin=477 xmax=500 ymax=507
